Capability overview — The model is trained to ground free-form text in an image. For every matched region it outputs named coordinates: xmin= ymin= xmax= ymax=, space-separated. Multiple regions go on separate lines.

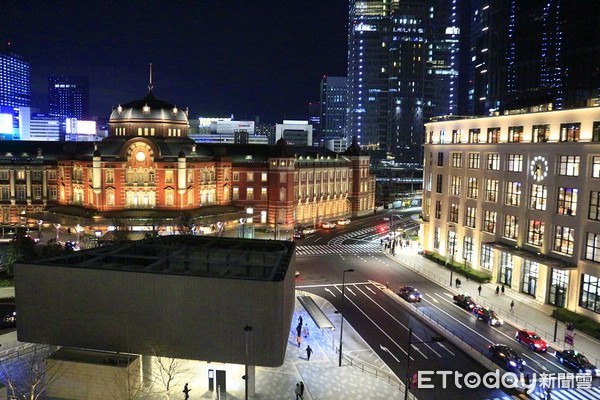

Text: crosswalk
xmin=295 ymin=243 xmax=382 ymax=256
xmin=484 ymin=386 xmax=600 ymax=400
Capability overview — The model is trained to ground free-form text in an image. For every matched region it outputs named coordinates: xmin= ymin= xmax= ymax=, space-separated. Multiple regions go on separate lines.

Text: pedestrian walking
xmin=298 ymin=315 xmax=303 ymax=326
xmin=455 ymin=278 xmax=460 ymax=288
xmin=296 ymin=324 xmax=302 ymax=338
xmin=295 ymin=383 xmax=301 ymax=400
xmin=302 ymin=324 xmax=309 ymax=338
xmin=501 ymin=284 xmax=505 ymax=295
xmin=495 ymin=286 xmax=500 ymax=295
xmin=183 ymin=383 xmax=191 ymax=400
xmin=297 ymin=334 xmax=302 ymax=348
xmin=299 ymin=381 xmax=305 ymax=399
xmin=458 ymin=278 xmax=462 ymax=288
xmin=510 ymin=300 xmax=515 ymax=312
xmin=478 ymin=285 xmax=482 ymax=296
xmin=306 ymin=345 xmax=313 ymax=361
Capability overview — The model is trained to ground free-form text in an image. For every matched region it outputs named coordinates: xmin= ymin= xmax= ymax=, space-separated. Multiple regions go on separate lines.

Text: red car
xmin=515 ymin=329 xmax=548 ymax=352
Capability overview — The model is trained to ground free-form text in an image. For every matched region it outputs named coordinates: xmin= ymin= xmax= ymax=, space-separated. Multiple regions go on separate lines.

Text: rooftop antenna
xmin=148 ymin=63 xmax=153 ymax=93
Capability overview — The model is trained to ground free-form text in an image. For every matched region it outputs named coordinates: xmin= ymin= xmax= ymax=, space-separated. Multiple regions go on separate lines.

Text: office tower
xmin=48 ymin=75 xmax=90 ymax=119
xmin=319 ymin=76 xmax=346 ymax=144
xmin=347 ymin=0 xmax=457 ymax=163
xmin=308 ymin=101 xmax=321 ymax=145
xmin=467 ymin=0 xmax=600 ymax=115
xmin=0 ymin=43 xmax=31 ymax=108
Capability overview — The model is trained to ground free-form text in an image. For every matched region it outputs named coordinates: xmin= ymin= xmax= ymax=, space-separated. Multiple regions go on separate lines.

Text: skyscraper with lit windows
xmin=319 ymin=76 xmax=346 ymax=142
xmin=0 ymin=43 xmax=31 ymax=108
xmin=347 ymin=0 xmax=458 ymax=163
xmin=48 ymin=75 xmax=90 ymax=120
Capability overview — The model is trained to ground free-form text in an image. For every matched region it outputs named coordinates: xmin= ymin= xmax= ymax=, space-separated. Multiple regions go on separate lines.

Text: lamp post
xmin=75 ymin=224 xmax=84 ymax=248
xmin=338 ymin=268 xmax=354 ymax=367
xmin=389 ymin=214 xmax=401 ymax=255
xmin=243 ymin=324 xmax=253 ymax=400
xmin=53 ymin=223 xmax=61 ymax=241
xmin=239 ymin=218 xmax=246 ymax=238
xmin=404 ymin=327 xmax=444 ymax=400
xmin=553 ymin=289 xmax=563 ymax=342
xmin=36 ymin=219 xmax=43 ymax=238
xmin=447 ymin=225 xmax=456 ymax=287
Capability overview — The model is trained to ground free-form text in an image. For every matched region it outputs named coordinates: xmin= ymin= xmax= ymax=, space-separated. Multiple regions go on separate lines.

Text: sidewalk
xmin=388 ymin=245 xmax=600 ymax=367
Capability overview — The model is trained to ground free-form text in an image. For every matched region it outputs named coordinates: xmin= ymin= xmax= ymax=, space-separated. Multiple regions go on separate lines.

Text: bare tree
xmin=150 ymin=346 xmax=189 ymax=399
xmin=0 ymin=344 xmax=69 ymax=400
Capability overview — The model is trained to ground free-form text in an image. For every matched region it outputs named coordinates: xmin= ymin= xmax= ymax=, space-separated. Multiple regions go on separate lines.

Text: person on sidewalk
xmin=297 ymin=334 xmax=302 ymax=348
xmin=478 ymin=285 xmax=482 ymax=296
xmin=295 ymin=383 xmax=301 ymax=399
xmin=501 ymin=284 xmax=505 ymax=295
xmin=306 ymin=345 xmax=313 ymax=361
xmin=455 ymin=278 xmax=460 ymax=288
xmin=183 ymin=383 xmax=191 ymax=400
xmin=302 ymin=324 xmax=309 ymax=338
xmin=299 ymin=381 xmax=305 ymax=399
xmin=510 ymin=300 xmax=515 ymax=312
xmin=495 ymin=286 xmax=500 ymax=295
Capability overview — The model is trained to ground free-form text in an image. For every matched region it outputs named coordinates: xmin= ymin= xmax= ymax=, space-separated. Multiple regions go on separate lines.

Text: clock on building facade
xmin=530 ymin=156 xmax=548 ymax=182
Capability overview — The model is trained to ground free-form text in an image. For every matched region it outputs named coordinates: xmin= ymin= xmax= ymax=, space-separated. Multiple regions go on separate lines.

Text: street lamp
xmin=338 ymin=268 xmax=354 ymax=367
xmin=404 ymin=327 xmax=444 ymax=400
xmin=75 ymin=224 xmax=84 ymax=247
xmin=36 ymin=219 xmax=43 ymax=239
xmin=553 ymin=289 xmax=563 ymax=342
xmin=53 ymin=223 xmax=61 ymax=241
xmin=239 ymin=218 xmax=247 ymax=238
xmin=447 ymin=225 xmax=456 ymax=287
xmin=243 ymin=324 xmax=253 ymax=400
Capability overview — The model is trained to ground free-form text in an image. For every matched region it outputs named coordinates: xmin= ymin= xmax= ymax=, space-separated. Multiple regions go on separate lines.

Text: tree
xmin=0 ymin=344 xmax=69 ymax=400
xmin=2 ymin=236 xmax=37 ymax=278
xmin=177 ymin=213 xmax=193 ymax=235
xmin=112 ymin=219 xmax=131 ymax=243
xmin=150 ymin=345 xmax=189 ymax=398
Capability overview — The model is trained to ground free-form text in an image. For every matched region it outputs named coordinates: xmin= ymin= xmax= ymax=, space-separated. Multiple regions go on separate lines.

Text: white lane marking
xmin=437 ymin=342 xmax=456 ymax=356
xmin=347 ymin=287 xmax=357 ymax=296
xmin=431 ymin=293 xmax=571 ymax=374
xmin=351 ymin=285 xmax=437 ymax=360
xmin=380 ymin=345 xmax=401 ymax=363
xmin=324 ymin=287 xmax=336 ymax=298
xmin=366 ymin=286 xmax=376 ymax=295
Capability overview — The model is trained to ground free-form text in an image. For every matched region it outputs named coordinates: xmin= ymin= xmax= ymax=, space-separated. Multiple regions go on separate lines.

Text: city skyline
xmin=2 ymin=0 xmax=348 ymax=122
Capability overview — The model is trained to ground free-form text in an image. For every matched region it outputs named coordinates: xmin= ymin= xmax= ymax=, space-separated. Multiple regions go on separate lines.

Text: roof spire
xmin=148 ymin=63 xmax=153 ymax=93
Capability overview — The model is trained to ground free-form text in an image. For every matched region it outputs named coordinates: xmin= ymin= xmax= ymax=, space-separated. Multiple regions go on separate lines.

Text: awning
xmin=485 ymin=242 xmax=577 ymax=270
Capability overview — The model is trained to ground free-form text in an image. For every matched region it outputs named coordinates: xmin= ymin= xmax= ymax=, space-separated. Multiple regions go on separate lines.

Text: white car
xmin=302 ymin=227 xmax=317 ymax=235
xmin=322 ymin=222 xmax=337 ymax=229
xmin=337 ymin=218 xmax=351 ymax=226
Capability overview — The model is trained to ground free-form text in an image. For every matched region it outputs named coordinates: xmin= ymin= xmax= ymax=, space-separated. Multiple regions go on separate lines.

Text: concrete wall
xmin=46 ymin=348 xmax=141 ymax=400
xmin=14 ymin=256 xmax=295 ymax=367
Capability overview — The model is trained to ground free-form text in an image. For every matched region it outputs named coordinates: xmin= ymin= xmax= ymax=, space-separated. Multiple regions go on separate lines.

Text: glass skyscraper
xmin=0 ymin=44 xmax=31 ymax=108
xmin=48 ymin=75 xmax=90 ymax=119
xmin=320 ymin=76 xmax=347 ymax=142
xmin=347 ymin=0 xmax=458 ymax=163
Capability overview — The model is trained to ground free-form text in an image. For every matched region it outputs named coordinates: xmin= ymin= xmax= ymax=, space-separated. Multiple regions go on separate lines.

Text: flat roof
xmin=33 ymin=235 xmax=295 ymax=281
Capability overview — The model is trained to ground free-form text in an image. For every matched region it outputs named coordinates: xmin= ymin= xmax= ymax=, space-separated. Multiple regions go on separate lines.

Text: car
xmin=293 ymin=231 xmax=306 ymax=239
xmin=321 ymin=222 xmax=336 ymax=229
xmin=397 ymin=286 xmax=422 ymax=303
xmin=515 ymin=329 xmax=548 ymax=352
xmin=555 ymin=350 xmax=600 ymax=377
xmin=0 ymin=304 xmax=16 ymax=329
xmin=488 ymin=344 xmax=526 ymax=371
xmin=452 ymin=294 xmax=478 ymax=310
xmin=336 ymin=218 xmax=351 ymax=226
xmin=302 ymin=227 xmax=316 ymax=235
xmin=473 ymin=306 xmax=503 ymax=326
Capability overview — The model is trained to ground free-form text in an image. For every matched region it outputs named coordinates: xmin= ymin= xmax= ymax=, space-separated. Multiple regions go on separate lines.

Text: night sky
xmin=2 ymin=1 xmax=348 ymax=123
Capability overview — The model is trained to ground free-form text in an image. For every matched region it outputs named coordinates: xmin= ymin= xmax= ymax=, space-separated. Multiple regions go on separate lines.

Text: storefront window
xmin=499 ymin=253 xmax=513 ymax=285
xmin=522 ymin=260 xmax=539 ymax=296
xmin=549 ymin=269 xmax=568 ymax=307
xmin=580 ymin=274 xmax=600 ymax=314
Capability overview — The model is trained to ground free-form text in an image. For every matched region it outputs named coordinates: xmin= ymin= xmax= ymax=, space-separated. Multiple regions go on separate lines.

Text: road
xmin=295 ymin=211 xmax=600 ymax=399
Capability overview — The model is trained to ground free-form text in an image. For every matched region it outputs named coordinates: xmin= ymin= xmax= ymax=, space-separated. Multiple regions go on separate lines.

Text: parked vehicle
xmin=293 ymin=231 xmax=306 ymax=239
xmin=397 ymin=286 xmax=422 ymax=303
xmin=321 ymin=222 xmax=336 ymax=229
xmin=488 ymin=344 xmax=525 ymax=371
xmin=452 ymin=294 xmax=477 ymax=310
xmin=473 ymin=306 xmax=503 ymax=326
xmin=336 ymin=218 xmax=351 ymax=226
xmin=555 ymin=350 xmax=600 ymax=377
xmin=515 ymin=329 xmax=548 ymax=352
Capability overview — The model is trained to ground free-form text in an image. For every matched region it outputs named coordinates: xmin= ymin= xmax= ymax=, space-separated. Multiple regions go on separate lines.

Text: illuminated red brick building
xmin=0 ymin=86 xmax=375 ymax=233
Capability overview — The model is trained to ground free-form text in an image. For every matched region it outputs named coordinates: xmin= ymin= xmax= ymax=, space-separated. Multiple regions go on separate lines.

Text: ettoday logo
xmin=416 ymin=370 xmax=595 ymax=394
